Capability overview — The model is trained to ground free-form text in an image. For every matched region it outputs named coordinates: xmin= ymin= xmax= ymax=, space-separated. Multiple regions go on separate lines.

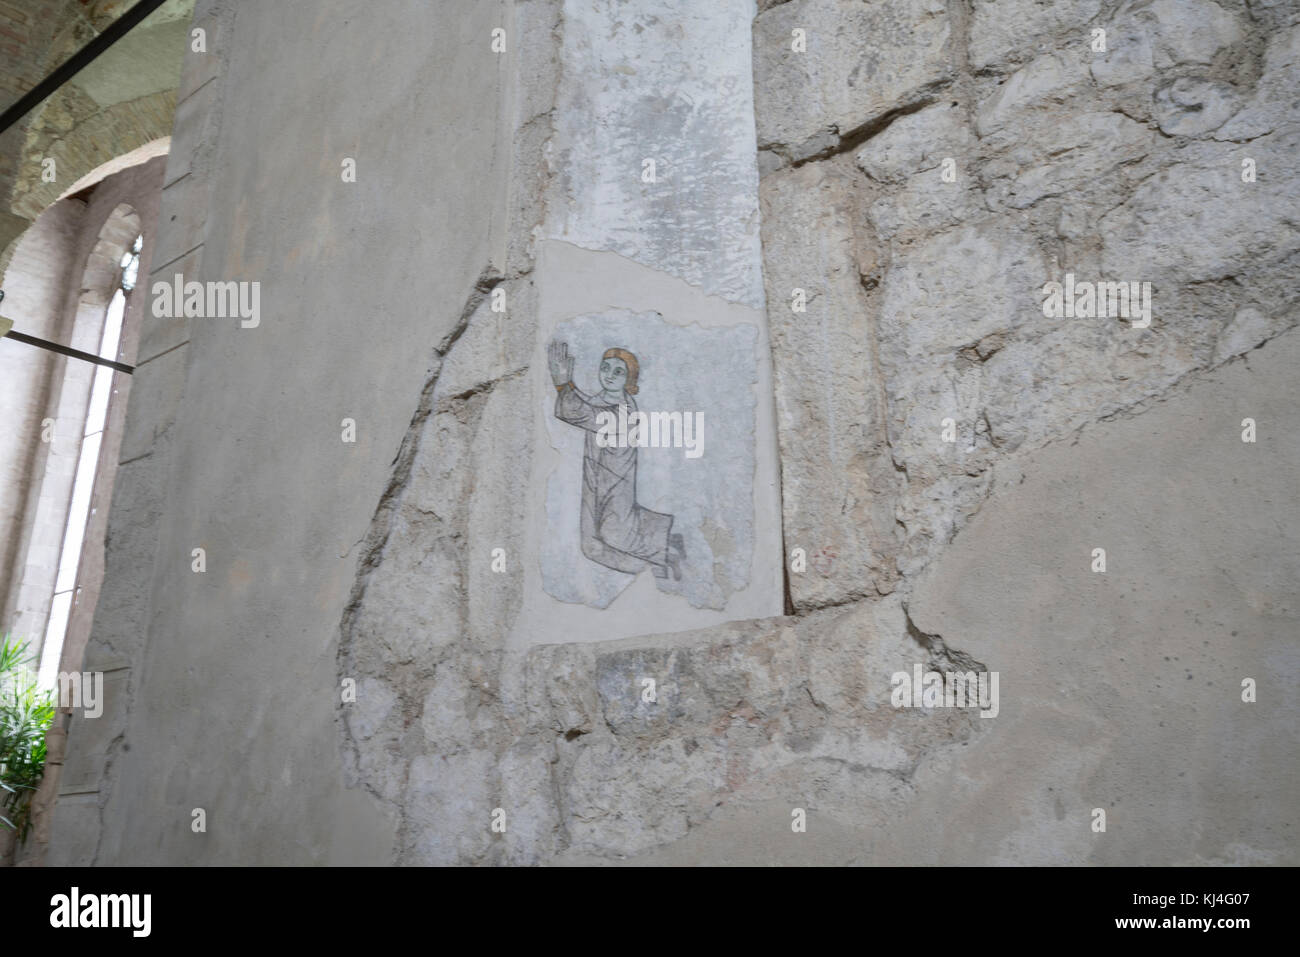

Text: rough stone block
xmin=1099 ymin=134 xmax=1300 ymax=284
xmin=466 ymin=374 xmax=532 ymax=646
xmin=969 ymin=0 xmax=1103 ymax=71
xmin=1154 ymin=77 xmax=1243 ymax=136
xmin=985 ymin=111 xmax=1154 ymax=209
xmin=1091 ymin=0 xmax=1242 ymax=87
xmin=760 ymin=162 xmax=901 ymax=607
xmin=404 ymin=751 xmax=495 ymax=865
xmin=754 ymin=0 xmax=953 ymax=159
xmin=855 ymin=102 xmax=976 ymax=185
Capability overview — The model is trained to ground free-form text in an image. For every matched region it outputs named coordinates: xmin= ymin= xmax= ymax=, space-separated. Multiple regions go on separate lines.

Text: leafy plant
xmin=0 ymin=635 xmax=56 ymax=840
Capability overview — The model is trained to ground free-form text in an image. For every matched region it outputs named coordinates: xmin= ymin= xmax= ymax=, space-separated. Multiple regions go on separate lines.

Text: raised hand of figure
xmin=548 ymin=339 xmax=573 ymax=387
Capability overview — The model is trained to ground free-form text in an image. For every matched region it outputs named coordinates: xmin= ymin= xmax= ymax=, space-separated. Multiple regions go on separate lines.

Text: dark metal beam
xmin=3 ymin=329 xmax=134 ymax=375
xmin=0 ymin=0 xmax=171 ymax=136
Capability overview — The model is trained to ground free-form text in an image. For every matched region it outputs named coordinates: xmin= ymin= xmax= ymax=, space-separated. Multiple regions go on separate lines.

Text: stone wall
xmin=758 ymin=0 xmax=1300 ymax=602
xmin=745 ymin=0 xmax=1299 ymax=863
xmin=46 ymin=0 xmax=1298 ymax=865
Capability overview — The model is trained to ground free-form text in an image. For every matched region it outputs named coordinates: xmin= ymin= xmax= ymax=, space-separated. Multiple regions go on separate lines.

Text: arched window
xmin=36 ymin=234 xmax=142 ymax=689
xmin=1 ymin=189 xmax=149 ymax=695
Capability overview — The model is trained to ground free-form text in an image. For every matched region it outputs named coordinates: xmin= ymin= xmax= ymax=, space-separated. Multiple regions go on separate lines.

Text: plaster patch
xmin=541 ymin=309 xmax=758 ymax=610
xmin=546 ymin=0 xmax=765 ymax=309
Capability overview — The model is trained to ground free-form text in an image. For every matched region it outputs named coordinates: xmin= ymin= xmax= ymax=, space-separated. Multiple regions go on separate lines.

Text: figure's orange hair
xmin=602 ymin=347 xmax=640 ymax=395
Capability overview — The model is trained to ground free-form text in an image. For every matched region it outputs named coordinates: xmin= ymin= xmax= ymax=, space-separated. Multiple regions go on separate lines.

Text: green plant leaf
xmin=0 ymin=632 xmax=54 ymax=843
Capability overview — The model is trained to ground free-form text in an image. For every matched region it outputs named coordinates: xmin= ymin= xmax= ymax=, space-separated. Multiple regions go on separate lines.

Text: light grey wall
xmin=50 ymin=0 xmax=515 ymax=864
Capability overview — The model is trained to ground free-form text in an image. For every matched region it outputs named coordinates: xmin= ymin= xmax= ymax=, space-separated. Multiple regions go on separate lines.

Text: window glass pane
xmin=38 ymin=591 xmax=74 ymax=689
xmin=52 ymin=431 xmax=102 ymax=594
xmin=86 ymin=289 xmax=125 ymax=434
xmin=120 ymin=236 xmax=141 ymax=292
xmin=38 ymin=235 xmax=142 ymax=691
xmin=100 ymin=287 xmax=126 ymax=360
xmin=86 ymin=365 xmax=113 ymax=436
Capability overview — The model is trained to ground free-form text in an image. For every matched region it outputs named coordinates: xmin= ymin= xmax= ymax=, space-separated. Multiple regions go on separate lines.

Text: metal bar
xmin=0 ymin=0 xmax=171 ymax=136
xmin=4 ymin=330 xmax=134 ymax=375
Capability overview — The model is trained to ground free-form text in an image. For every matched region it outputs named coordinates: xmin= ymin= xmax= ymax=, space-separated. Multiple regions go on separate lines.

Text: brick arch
xmin=0 ymin=0 xmax=193 ymax=273
xmin=12 ymin=93 xmax=177 ymax=222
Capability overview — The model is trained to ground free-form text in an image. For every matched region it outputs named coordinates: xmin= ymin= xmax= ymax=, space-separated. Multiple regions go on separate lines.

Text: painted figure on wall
xmin=548 ymin=339 xmax=686 ymax=581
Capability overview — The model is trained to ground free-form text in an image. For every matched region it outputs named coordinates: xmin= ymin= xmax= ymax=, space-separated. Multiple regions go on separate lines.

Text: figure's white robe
xmin=555 ymin=383 xmax=674 ymax=577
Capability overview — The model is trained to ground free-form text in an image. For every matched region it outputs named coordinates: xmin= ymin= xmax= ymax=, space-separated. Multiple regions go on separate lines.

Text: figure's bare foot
xmin=667 ymin=534 xmax=685 ymax=580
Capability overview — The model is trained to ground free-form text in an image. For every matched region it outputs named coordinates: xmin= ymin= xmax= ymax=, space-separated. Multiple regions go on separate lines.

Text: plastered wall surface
xmin=50 ymin=0 xmax=516 ymax=864
xmin=46 ymin=0 xmax=1298 ymax=865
